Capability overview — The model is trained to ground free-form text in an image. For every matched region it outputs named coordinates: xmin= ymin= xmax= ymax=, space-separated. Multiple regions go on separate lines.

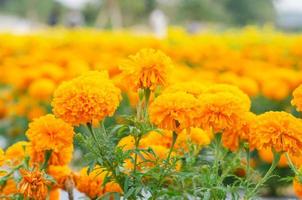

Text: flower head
xmin=5 ymin=141 xmax=29 ymax=165
xmin=47 ymin=165 xmax=73 ymax=189
xmin=249 ymin=111 xmax=302 ymax=156
xmin=292 ymin=84 xmax=302 ymax=112
xmin=197 ymin=84 xmax=251 ymax=132
xmin=75 ymin=166 xmax=121 ymax=199
xmin=52 ymin=71 xmax=121 ymax=126
xmin=28 ymin=78 xmax=56 ymax=101
xmin=26 ymin=114 xmax=74 ymax=152
xmin=119 ymin=48 xmax=173 ymax=91
xmin=18 ymin=167 xmax=51 ymax=200
xmin=149 ymin=92 xmax=201 ymax=132
xmin=293 ymin=178 xmax=302 ymax=198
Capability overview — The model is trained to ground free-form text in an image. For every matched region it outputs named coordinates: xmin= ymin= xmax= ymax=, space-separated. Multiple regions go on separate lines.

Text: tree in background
xmin=0 ymin=0 xmax=276 ymax=27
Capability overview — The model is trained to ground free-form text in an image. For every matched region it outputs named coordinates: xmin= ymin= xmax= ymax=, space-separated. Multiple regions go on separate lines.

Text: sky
xmin=275 ymin=0 xmax=302 ymax=12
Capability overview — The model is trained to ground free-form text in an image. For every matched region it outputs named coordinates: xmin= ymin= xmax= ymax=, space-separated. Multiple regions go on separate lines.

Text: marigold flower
xmin=292 ymin=84 xmax=302 ymax=112
xmin=221 ymin=112 xmax=255 ymax=151
xmin=258 ymin=148 xmax=288 ymax=167
xmin=0 ymin=179 xmax=17 ymax=197
xmin=26 ymin=114 xmax=74 ymax=152
xmin=149 ymin=92 xmax=201 ymax=132
xmin=164 ymin=82 xmax=208 ymax=98
xmin=5 ymin=141 xmax=29 ymax=165
xmin=47 ymin=165 xmax=73 ymax=189
xmin=198 ymin=91 xmax=250 ymax=132
xmin=293 ymin=178 xmax=302 ymax=198
xmin=249 ymin=111 xmax=302 ymax=156
xmin=30 ymin=145 xmax=73 ymax=166
xmin=0 ymin=148 xmax=4 ymax=166
xmin=52 ymin=71 xmax=121 ymax=126
xmin=18 ymin=167 xmax=51 ymax=200
xmin=28 ymin=78 xmax=56 ymax=101
xmin=75 ymin=166 xmax=121 ymax=199
xmin=119 ymin=48 xmax=172 ymax=91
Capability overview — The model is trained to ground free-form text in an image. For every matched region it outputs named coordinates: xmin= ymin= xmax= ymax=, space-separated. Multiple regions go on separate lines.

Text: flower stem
xmin=245 ymin=149 xmax=281 ymax=199
xmin=133 ymin=135 xmax=142 ymax=175
xmin=285 ymin=152 xmax=299 ymax=175
xmin=245 ymin=146 xmax=250 ymax=181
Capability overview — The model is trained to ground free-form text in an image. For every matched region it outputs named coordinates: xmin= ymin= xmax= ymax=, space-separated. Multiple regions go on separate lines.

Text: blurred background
xmin=0 ymin=0 xmax=302 ymax=33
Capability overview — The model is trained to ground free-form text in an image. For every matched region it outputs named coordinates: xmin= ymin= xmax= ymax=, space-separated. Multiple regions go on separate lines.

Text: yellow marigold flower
xmin=52 ymin=71 xmax=121 ymax=126
xmin=30 ymin=145 xmax=73 ymax=166
xmin=140 ymin=131 xmax=171 ymax=148
xmin=188 ymin=127 xmax=211 ymax=147
xmin=149 ymin=92 xmax=201 ymax=132
xmin=28 ymin=78 xmax=56 ymax=101
xmin=117 ymin=135 xmax=135 ymax=150
xmin=18 ymin=167 xmax=51 ymax=200
xmin=293 ymin=178 xmax=302 ymax=199
xmin=221 ymin=112 xmax=255 ymax=151
xmin=49 ymin=189 xmax=60 ymax=200
xmin=292 ymin=84 xmax=302 ymax=112
xmin=0 ymin=148 xmax=4 ymax=166
xmin=119 ymin=48 xmax=173 ymax=91
xmin=26 ymin=114 xmax=74 ymax=152
xmin=164 ymin=82 xmax=208 ymax=98
xmin=198 ymin=91 xmax=250 ymax=132
xmin=258 ymin=148 xmax=288 ymax=168
xmin=47 ymin=165 xmax=73 ymax=189
xmin=202 ymin=84 xmax=251 ymax=110
xmin=250 ymin=111 xmax=302 ymax=156
xmin=0 ymin=179 xmax=17 ymax=197
xmin=5 ymin=141 xmax=29 ymax=165
xmin=27 ymin=106 xmax=46 ymax=121
xmin=75 ymin=167 xmax=122 ymax=199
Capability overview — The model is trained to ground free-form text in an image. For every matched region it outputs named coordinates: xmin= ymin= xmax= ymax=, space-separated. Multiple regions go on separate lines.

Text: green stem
xmin=246 ymin=147 xmax=250 ymax=181
xmin=133 ymin=135 xmax=142 ymax=175
xmin=143 ymin=88 xmax=151 ymax=121
xmin=158 ymin=131 xmax=178 ymax=184
xmin=285 ymin=152 xmax=299 ymax=175
xmin=245 ymin=149 xmax=281 ymax=199
xmin=41 ymin=150 xmax=52 ymax=170
xmin=86 ymin=123 xmax=125 ymax=190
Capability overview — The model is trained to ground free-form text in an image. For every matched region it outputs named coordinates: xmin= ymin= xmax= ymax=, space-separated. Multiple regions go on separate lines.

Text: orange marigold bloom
xmin=164 ymin=82 xmax=208 ymax=98
xmin=30 ymin=145 xmax=73 ymax=166
xmin=292 ymin=84 xmax=302 ymax=112
xmin=0 ymin=148 xmax=4 ymax=166
xmin=0 ymin=179 xmax=17 ymax=197
xmin=198 ymin=91 xmax=250 ymax=132
xmin=221 ymin=112 xmax=255 ymax=151
xmin=75 ymin=167 xmax=122 ymax=199
xmin=149 ymin=92 xmax=201 ymax=132
xmin=47 ymin=165 xmax=73 ymax=189
xmin=52 ymin=71 xmax=121 ymax=126
xmin=294 ymin=178 xmax=302 ymax=199
xmin=18 ymin=167 xmax=51 ymax=200
xmin=26 ymin=114 xmax=74 ymax=152
xmin=119 ymin=48 xmax=173 ymax=91
xmin=5 ymin=141 xmax=29 ymax=165
xmin=28 ymin=78 xmax=56 ymax=101
xmin=249 ymin=111 xmax=302 ymax=156
xmin=258 ymin=148 xmax=288 ymax=168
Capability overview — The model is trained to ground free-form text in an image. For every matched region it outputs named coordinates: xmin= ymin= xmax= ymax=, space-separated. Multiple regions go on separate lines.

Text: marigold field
xmin=2 ymin=27 xmax=302 ymax=199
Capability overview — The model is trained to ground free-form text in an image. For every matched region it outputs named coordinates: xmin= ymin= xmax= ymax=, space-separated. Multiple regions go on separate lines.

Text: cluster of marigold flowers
xmin=1 ymin=28 xmax=302 ymax=199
